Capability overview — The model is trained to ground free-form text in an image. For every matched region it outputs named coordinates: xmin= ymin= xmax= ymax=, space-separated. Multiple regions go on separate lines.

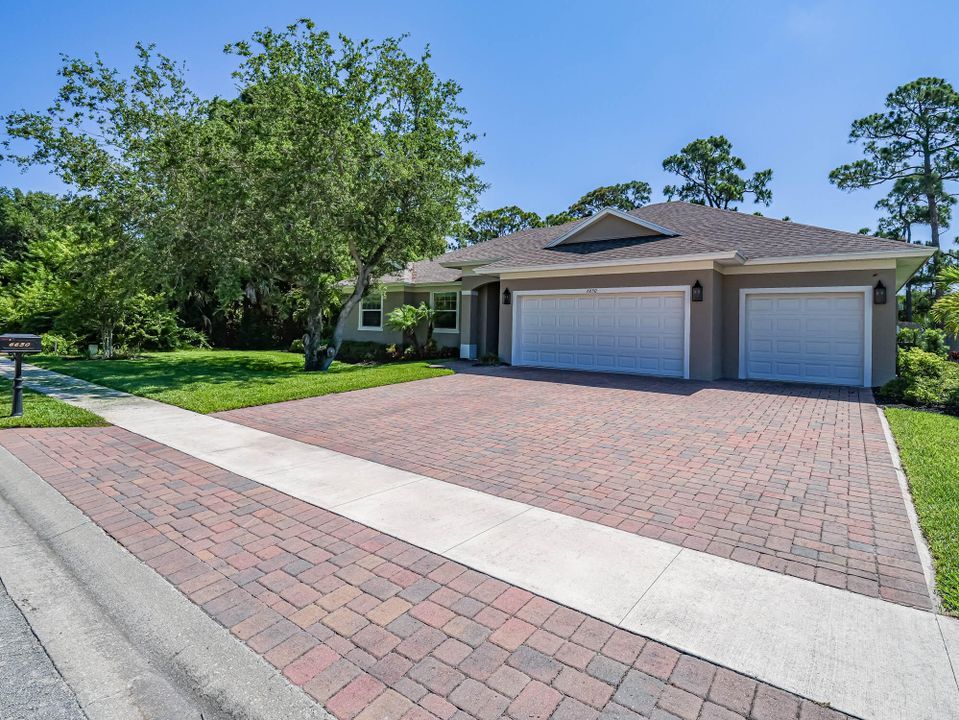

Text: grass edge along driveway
xmin=0 ymin=378 xmax=107 ymax=428
xmin=31 ymin=350 xmax=453 ymax=414
xmin=885 ymin=406 xmax=959 ymax=614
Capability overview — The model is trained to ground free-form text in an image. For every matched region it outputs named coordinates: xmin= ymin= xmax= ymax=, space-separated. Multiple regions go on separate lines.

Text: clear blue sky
xmin=2 ymin=1 xmax=958 ymax=246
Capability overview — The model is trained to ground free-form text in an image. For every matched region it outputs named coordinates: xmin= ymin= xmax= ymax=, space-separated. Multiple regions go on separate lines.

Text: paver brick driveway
xmin=218 ymin=367 xmax=931 ymax=610
xmin=1 ymin=427 xmax=851 ymax=720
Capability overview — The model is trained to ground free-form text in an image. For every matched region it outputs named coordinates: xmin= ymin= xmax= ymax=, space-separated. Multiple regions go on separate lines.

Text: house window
xmin=432 ymin=291 xmax=458 ymax=332
xmin=359 ymin=294 xmax=383 ymax=330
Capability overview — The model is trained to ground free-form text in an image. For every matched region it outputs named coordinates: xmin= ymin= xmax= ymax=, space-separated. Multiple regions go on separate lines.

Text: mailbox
xmin=0 ymin=334 xmax=42 ymax=354
xmin=1 ymin=333 xmax=42 ymax=418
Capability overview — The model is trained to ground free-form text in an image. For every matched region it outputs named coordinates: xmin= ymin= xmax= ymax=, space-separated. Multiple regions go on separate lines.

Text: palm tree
xmin=931 ymin=265 xmax=959 ymax=335
xmin=385 ymin=302 xmax=431 ymax=354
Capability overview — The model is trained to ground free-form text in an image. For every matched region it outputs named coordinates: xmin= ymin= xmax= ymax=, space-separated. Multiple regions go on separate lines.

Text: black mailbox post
xmin=0 ymin=334 xmax=42 ymax=417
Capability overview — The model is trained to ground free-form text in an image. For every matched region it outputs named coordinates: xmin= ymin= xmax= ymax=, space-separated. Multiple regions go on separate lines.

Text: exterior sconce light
xmin=691 ymin=280 xmax=704 ymax=302
xmin=873 ymin=280 xmax=887 ymax=305
xmin=502 ymin=287 xmax=511 ymax=305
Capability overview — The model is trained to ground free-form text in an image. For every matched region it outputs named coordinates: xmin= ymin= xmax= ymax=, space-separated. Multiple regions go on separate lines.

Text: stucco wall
xmin=498 ymin=267 xmax=897 ymax=386
xmin=340 ymin=289 xmax=460 ymax=349
xmin=497 ymin=270 xmax=721 ymax=381
xmin=720 ymin=268 xmax=897 ymax=385
xmin=340 ymin=290 xmax=407 ymax=346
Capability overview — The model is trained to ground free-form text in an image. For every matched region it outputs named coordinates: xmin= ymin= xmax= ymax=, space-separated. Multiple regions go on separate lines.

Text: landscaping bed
xmin=885 ymin=407 xmax=959 ymax=614
xmin=30 ymin=350 xmax=453 ymax=414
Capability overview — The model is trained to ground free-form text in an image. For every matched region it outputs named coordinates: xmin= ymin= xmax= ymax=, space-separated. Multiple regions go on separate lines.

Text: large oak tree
xmin=202 ymin=22 xmax=484 ymax=370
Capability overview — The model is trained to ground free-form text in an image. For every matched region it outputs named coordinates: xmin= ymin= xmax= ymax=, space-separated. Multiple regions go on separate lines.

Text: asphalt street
xmin=0 ymin=577 xmax=86 ymax=720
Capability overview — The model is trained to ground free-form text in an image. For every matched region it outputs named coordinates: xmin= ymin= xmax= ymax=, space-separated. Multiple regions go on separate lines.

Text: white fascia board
xmin=543 ymin=207 xmax=679 ymax=248
xmin=475 ymin=251 xmax=742 ymax=276
xmin=438 ymin=257 xmax=504 ymax=269
xmin=741 ymin=248 xmax=934 ymax=265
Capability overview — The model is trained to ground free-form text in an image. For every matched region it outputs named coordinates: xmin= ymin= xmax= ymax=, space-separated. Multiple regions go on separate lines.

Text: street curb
xmin=0 ymin=445 xmax=331 ymax=720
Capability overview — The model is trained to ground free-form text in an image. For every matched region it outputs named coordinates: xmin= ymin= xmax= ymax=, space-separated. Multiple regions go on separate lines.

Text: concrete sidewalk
xmin=4 ymin=360 xmax=959 ymax=720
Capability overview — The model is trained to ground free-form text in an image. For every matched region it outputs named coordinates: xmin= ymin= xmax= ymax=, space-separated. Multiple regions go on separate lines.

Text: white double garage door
xmin=512 ymin=289 xmax=688 ymax=378
xmin=512 ymin=287 xmax=869 ymax=386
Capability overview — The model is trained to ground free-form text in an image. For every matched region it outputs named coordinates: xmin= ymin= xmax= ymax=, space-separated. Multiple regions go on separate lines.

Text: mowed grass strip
xmin=0 ymin=378 xmax=107 ymax=428
xmin=32 ymin=350 xmax=453 ymax=414
xmin=885 ymin=407 xmax=959 ymax=613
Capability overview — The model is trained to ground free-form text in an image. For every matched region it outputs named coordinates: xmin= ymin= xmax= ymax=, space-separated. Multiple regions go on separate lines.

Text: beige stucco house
xmin=342 ymin=201 xmax=933 ymax=387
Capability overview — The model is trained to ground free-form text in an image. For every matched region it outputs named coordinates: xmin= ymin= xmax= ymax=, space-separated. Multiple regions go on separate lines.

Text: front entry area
xmin=740 ymin=288 xmax=869 ymax=386
xmin=511 ymin=287 xmax=688 ymax=377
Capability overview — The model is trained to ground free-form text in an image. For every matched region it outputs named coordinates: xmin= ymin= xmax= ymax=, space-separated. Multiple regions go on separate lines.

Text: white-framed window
xmin=358 ymin=294 xmax=383 ymax=330
xmin=431 ymin=291 xmax=459 ymax=333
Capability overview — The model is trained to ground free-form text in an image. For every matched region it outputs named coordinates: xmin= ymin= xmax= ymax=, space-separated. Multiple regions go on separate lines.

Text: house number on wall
xmin=585 ymin=288 xmax=598 ymax=293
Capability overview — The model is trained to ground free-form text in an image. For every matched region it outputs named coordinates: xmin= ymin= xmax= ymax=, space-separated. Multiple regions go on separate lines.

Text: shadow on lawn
xmin=34 ymin=352 xmax=420 ymax=394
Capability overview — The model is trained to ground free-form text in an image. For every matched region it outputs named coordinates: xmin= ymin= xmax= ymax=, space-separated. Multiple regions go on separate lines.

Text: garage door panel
xmin=744 ymin=292 xmax=864 ymax=386
xmin=833 ymin=341 xmax=861 ymax=356
xmin=515 ymin=290 xmax=686 ymax=378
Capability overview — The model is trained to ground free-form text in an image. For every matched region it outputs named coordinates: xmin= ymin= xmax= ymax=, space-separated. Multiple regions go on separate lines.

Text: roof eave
xmin=740 ymin=247 xmax=935 ymax=266
xmin=475 ymin=251 xmax=744 ymax=276
xmin=438 ymin=257 xmax=505 ymax=269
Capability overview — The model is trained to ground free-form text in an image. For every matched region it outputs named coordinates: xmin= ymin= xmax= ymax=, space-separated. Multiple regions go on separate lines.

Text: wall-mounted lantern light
xmin=502 ymin=287 xmax=511 ymax=305
xmin=691 ymin=280 xmax=704 ymax=302
xmin=873 ymin=280 xmax=887 ymax=305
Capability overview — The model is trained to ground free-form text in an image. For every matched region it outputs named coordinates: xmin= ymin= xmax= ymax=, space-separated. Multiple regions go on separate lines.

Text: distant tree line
xmin=454 ymin=136 xmax=774 ymax=247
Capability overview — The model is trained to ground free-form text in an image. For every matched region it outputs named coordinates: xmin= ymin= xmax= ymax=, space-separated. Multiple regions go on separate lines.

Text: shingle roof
xmin=398 ymin=201 xmax=926 ymax=282
xmin=380 ymin=258 xmax=461 ymax=285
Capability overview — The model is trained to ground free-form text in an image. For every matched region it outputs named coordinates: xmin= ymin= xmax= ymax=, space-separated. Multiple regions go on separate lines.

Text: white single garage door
xmin=513 ymin=290 xmax=686 ymax=377
xmin=742 ymin=291 xmax=866 ymax=386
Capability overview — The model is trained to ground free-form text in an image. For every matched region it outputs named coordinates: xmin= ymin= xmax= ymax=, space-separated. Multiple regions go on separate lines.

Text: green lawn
xmin=0 ymin=378 xmax=107 ymax=428
xmin=885 ymin=407 xmax=959 ymax=613
xmin=31 ymin=350 xmax=453 ymax=414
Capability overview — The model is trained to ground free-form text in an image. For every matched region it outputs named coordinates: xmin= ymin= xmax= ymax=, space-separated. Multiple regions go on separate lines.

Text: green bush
xmin=289 ymin=338 xmax=305 ymax=354
xmin=333 ymin=340 xmax=457 ymax=363
xmin=111 ymin=294 xmax=209 ymax=353
xmin=880 ymin=347 xmax=959 ymax=409
xmin=41 ymin=332 xmax=81 ymax=355
xmin=897 ymin=326 xmax=949 ymax=357
xmin=947 ymin=387 xmax=959 ymax=415
xmin=336 ymin=340 xmax=389 ymax=363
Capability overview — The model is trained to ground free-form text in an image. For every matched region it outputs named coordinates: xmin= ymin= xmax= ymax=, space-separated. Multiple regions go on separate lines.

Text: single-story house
xmin=342 ymin=201 xmax=933 ymax=387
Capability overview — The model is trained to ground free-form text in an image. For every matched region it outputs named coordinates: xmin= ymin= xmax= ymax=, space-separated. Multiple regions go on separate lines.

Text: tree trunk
xmin=303 ymin=293 xmax=325 ymax=372
xmin=321 ymin=265 xmax=371 ymax=372
xmin=100 ymin=322 xmax=114 ymax=359
xmin=923 ymin=151 xmax=944 ymax=300
xmin=905 ymin=281 xmax=913 ymax=322
xmin=406 ymin=328 xmax=421 ymax=355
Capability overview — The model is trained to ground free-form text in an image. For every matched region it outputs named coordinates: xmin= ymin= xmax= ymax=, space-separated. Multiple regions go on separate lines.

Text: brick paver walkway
xmin=1 ymin=426 xmax=849 ymax=720
xmin=217 ymin=369 xmax=930 ymax=610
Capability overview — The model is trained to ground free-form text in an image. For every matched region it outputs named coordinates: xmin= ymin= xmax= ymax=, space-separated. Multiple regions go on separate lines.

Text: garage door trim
xmin=511 ymin=285 xmax=691 ymax=379
xmin=738 ymin=286 xmax=873 ymax=387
